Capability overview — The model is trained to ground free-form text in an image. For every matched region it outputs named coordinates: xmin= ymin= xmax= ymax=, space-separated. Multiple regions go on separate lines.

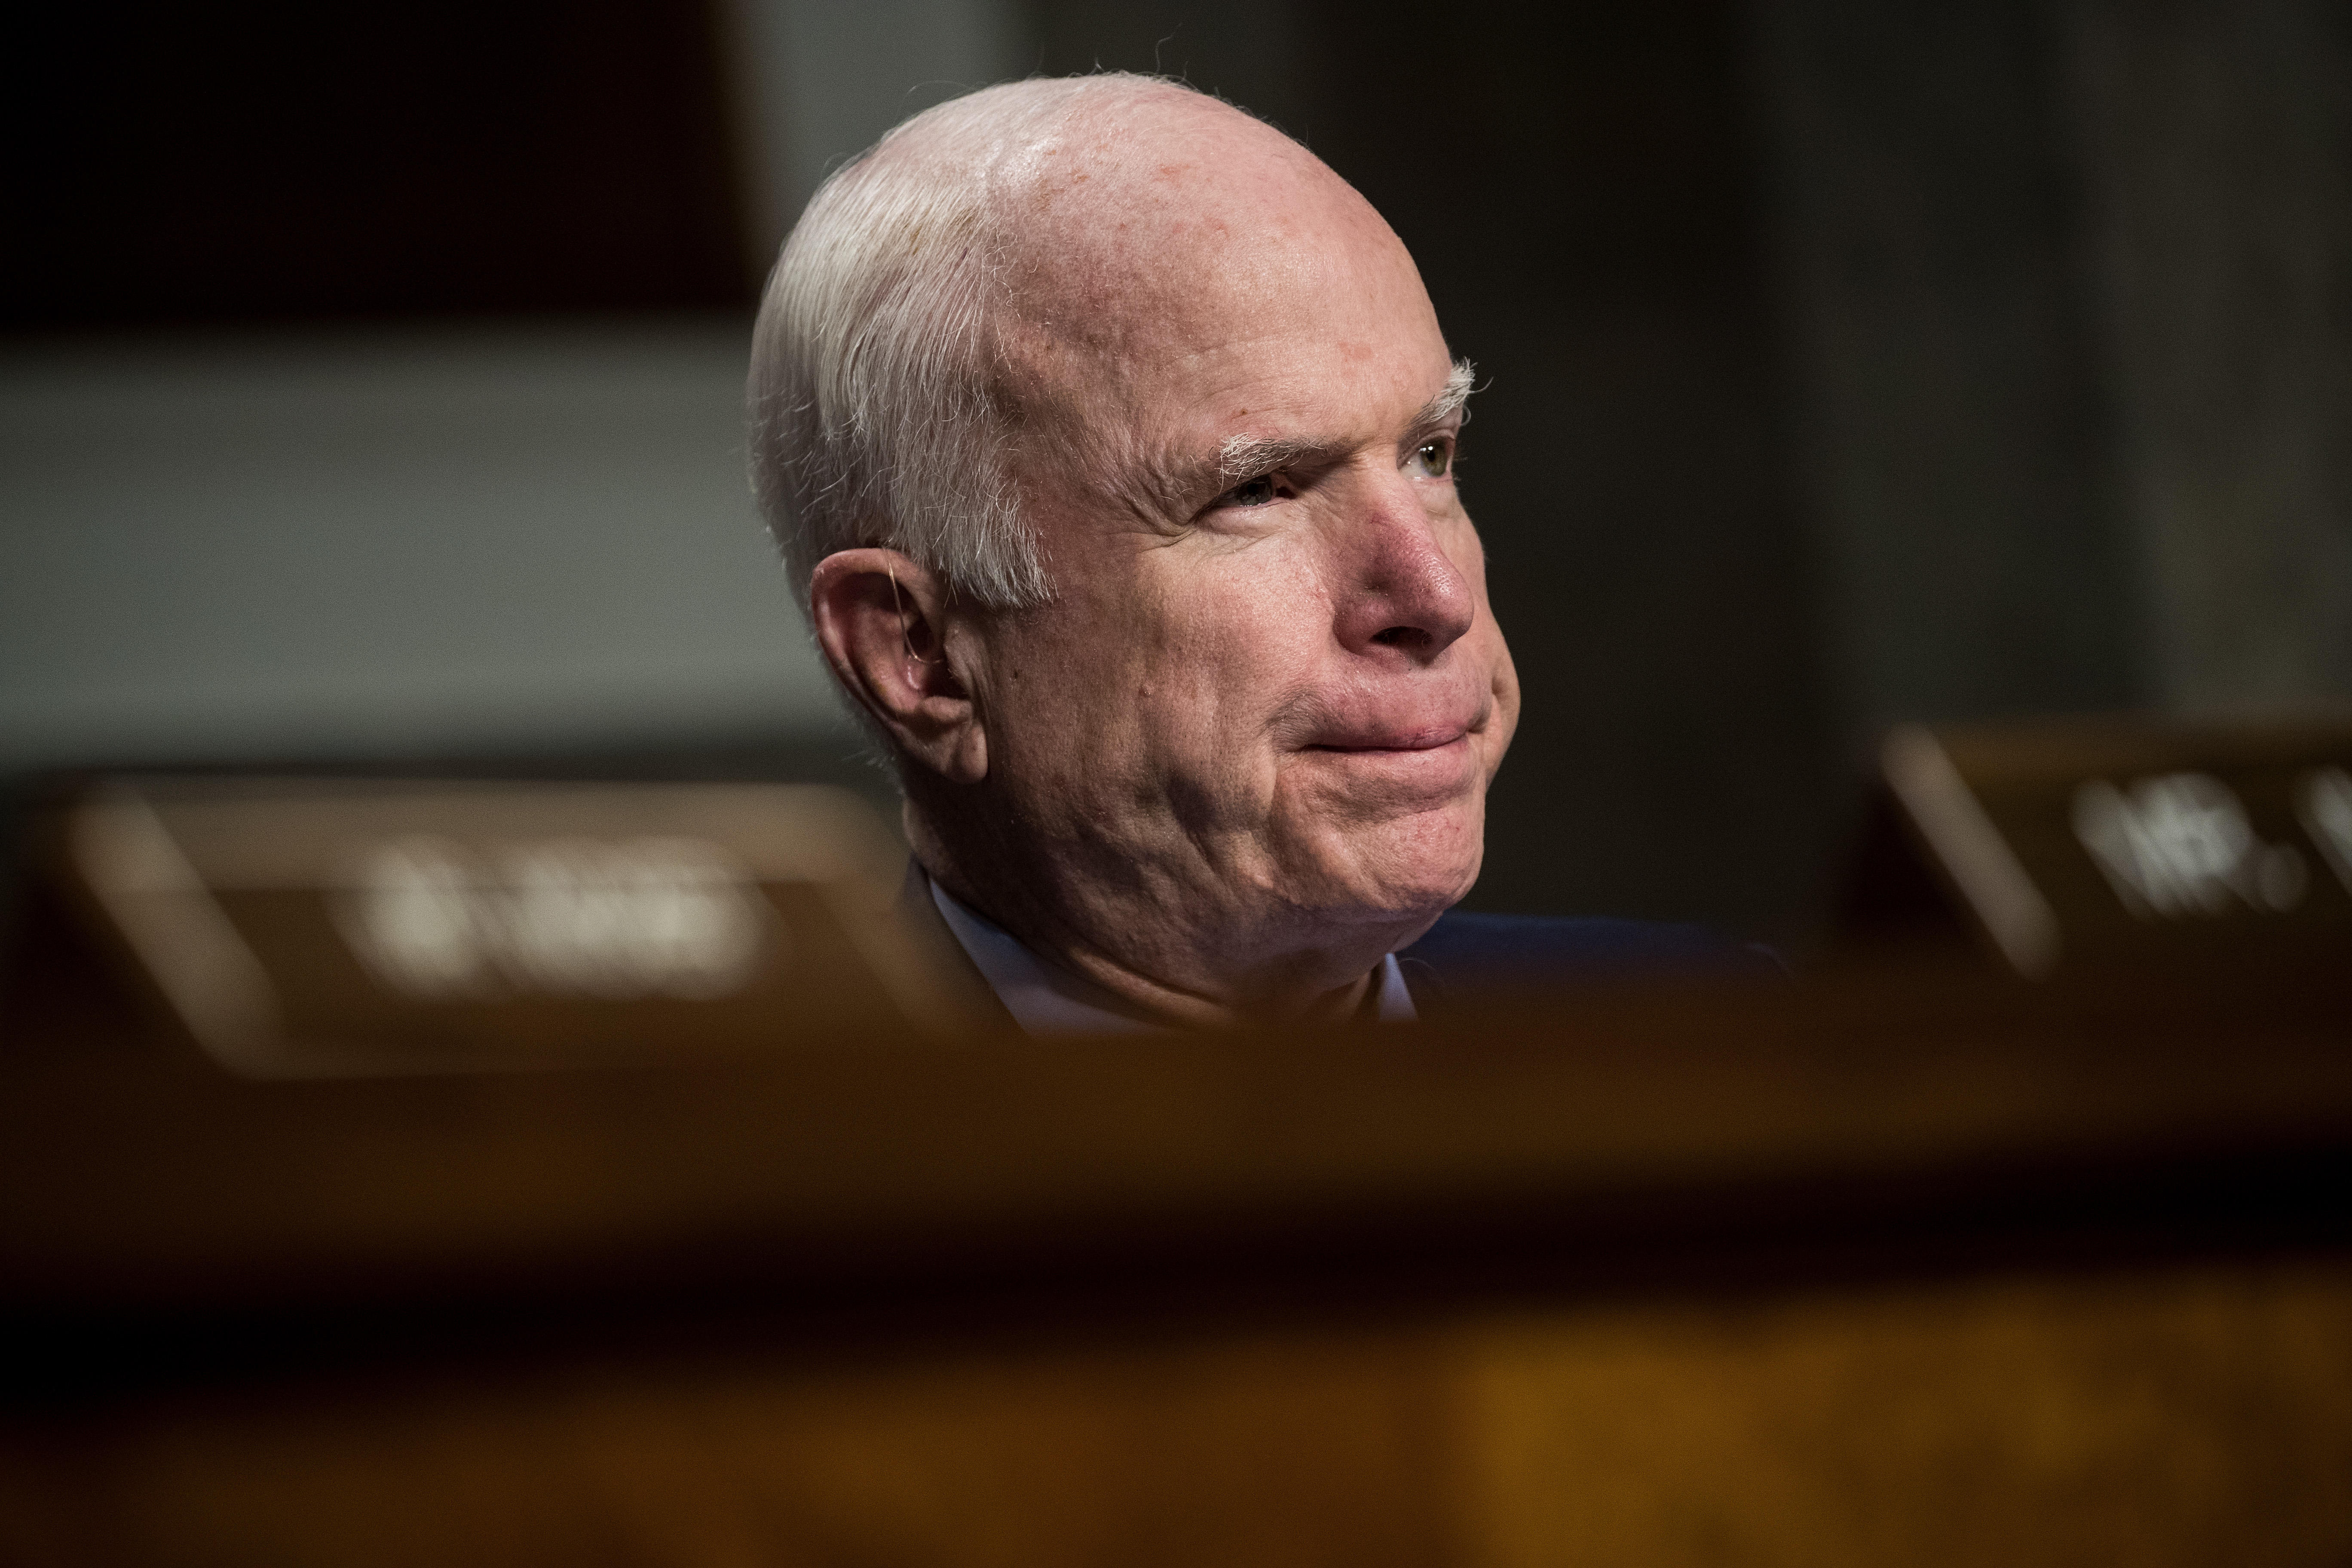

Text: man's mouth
xmin=1276 ymin=680 xmax=1493 ymax=763
xmin=1304 ymin=726 xmax=1469 ymax=754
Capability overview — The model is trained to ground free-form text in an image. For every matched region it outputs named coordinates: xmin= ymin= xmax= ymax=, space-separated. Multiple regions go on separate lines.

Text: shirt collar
xmin=926 ymin=875 xmax=1418 ymax=1035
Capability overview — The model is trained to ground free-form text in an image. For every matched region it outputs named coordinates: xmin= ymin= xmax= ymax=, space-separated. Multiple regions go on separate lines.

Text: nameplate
xmin=1877 ymin=715 xmax=2352 ymax=977
xmin=55 ymin=778 xmax=973 ymax=1076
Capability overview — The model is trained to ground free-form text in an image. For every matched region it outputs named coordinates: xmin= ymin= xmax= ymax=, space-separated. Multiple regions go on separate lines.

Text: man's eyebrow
xmin=1218 ymin=432 xmax=1343 ymax=482
xmin=1406 ymin=358 xmax=1478 ymax=440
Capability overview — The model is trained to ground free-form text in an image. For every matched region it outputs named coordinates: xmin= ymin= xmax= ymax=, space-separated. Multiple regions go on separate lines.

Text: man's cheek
xmin=1198 ymin=600 xmax=1324 ymax=695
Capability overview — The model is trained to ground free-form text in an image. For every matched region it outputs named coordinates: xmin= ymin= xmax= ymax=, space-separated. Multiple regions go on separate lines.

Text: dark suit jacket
xmin=1394 ymin=911 xmax=1782 ymax=1017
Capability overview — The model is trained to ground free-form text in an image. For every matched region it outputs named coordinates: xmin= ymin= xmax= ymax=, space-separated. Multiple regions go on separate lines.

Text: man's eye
xmin=1222 ymin=474 xmax=1280 ymax=508
xmin=1410 ymin=440 xmax=1453 ymax=478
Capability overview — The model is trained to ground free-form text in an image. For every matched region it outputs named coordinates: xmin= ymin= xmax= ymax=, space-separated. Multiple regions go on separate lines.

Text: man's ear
xmin=808 ymin=549 xmax=989 ymax=784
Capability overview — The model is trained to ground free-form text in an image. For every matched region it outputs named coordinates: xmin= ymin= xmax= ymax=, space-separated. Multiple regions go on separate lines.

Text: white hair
xmin=749 ymin=74 xmax=1210 ymax=613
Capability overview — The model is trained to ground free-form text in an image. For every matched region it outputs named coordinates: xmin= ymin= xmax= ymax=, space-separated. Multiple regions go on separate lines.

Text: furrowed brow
xmin=1218 ymin=361 xmax=1477 ymax=482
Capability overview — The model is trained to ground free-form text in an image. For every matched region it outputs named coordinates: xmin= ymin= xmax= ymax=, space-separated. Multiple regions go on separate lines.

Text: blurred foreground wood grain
xmin=5 ymin=883 xmax=2350 ymax=1565
xmin=5 ymin=1265 xmax=2347 ymax=1567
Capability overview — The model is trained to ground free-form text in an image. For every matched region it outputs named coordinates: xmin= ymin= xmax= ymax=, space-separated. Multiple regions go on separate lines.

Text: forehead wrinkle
xmin=1215 ymin=361 xmax=1477 ymax=482
xmin=1096 ymin=443 xmax=1219 ymax=534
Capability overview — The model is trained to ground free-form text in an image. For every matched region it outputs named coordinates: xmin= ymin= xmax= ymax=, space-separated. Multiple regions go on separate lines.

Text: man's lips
xmin=1303 ymin=726 xmax=1470 ymax=753
xmin=1275 ymin=680 xmax=1493 ymax=759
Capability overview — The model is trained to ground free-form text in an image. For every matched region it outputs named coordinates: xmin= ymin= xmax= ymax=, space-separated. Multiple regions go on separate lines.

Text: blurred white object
xmin=0 ymin=324 xmax=842 ymax=772
xmin=2072 ymin=772 xmax=2309 ymax=918
xmin=338 ymin=834 xmax=772 ymax=1002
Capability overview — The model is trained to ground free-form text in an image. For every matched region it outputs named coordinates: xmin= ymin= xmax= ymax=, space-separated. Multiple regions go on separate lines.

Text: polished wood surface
xmin=5 ymin=884 xmax=2350 ymax=1565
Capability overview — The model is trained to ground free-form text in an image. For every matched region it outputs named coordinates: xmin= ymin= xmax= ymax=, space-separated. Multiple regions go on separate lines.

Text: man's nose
xmin=1332 ymin=477 xmax=1477 ymax=660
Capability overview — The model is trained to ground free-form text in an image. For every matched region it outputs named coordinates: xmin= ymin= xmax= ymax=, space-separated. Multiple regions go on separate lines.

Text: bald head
xmin=879 ymin=75 xmax=1358 ymax=275
xmin=988 ymin=82 xmax=1384 ymax=297
xmin=991 ymin=91 xmax=1435 ymax=454
xmin=747 ymin=75 xmax=1431 ymax=609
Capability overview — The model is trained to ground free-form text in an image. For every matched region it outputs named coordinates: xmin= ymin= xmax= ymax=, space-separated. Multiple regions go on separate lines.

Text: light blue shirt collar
xmin=927 ymin=876 xmax=1418 ymax=1035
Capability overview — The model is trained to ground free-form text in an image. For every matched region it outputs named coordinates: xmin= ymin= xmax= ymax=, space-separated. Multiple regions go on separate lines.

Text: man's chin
xmin=1289 ymin=828 xmax=1484 ymax=935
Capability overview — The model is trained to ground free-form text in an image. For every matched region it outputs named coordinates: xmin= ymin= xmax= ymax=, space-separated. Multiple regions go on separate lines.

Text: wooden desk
xmin=4 ymin=891 xmax=2350 ymax=1567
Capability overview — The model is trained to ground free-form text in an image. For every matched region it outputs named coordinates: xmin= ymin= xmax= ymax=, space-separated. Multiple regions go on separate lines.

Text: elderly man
xmin=750 ymin=74 xmax=1751 ymax=1032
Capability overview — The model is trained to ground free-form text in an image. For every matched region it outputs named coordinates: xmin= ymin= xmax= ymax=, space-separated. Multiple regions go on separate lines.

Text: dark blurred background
xmin=4 ymin=0 xmax=2346 ymax=944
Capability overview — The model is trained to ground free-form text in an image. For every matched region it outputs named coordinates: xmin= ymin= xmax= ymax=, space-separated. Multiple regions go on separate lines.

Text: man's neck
xmin=909 ymin=805 xmax=1387 ymax=1028
xmin=923 ymin=869 xmax=1419 ymax=1036
xmin=926 ymin=862 xmax=1377 ymax=1028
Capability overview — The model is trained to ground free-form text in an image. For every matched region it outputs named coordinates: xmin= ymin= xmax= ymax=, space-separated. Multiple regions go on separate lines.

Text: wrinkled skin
xmin=810 ymin=86 xmax=1519 ymax=1025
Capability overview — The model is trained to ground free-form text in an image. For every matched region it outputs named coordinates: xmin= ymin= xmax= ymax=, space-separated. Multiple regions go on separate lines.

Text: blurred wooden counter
xmin=4 ymin=894 xmax=2351 ymax=1566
